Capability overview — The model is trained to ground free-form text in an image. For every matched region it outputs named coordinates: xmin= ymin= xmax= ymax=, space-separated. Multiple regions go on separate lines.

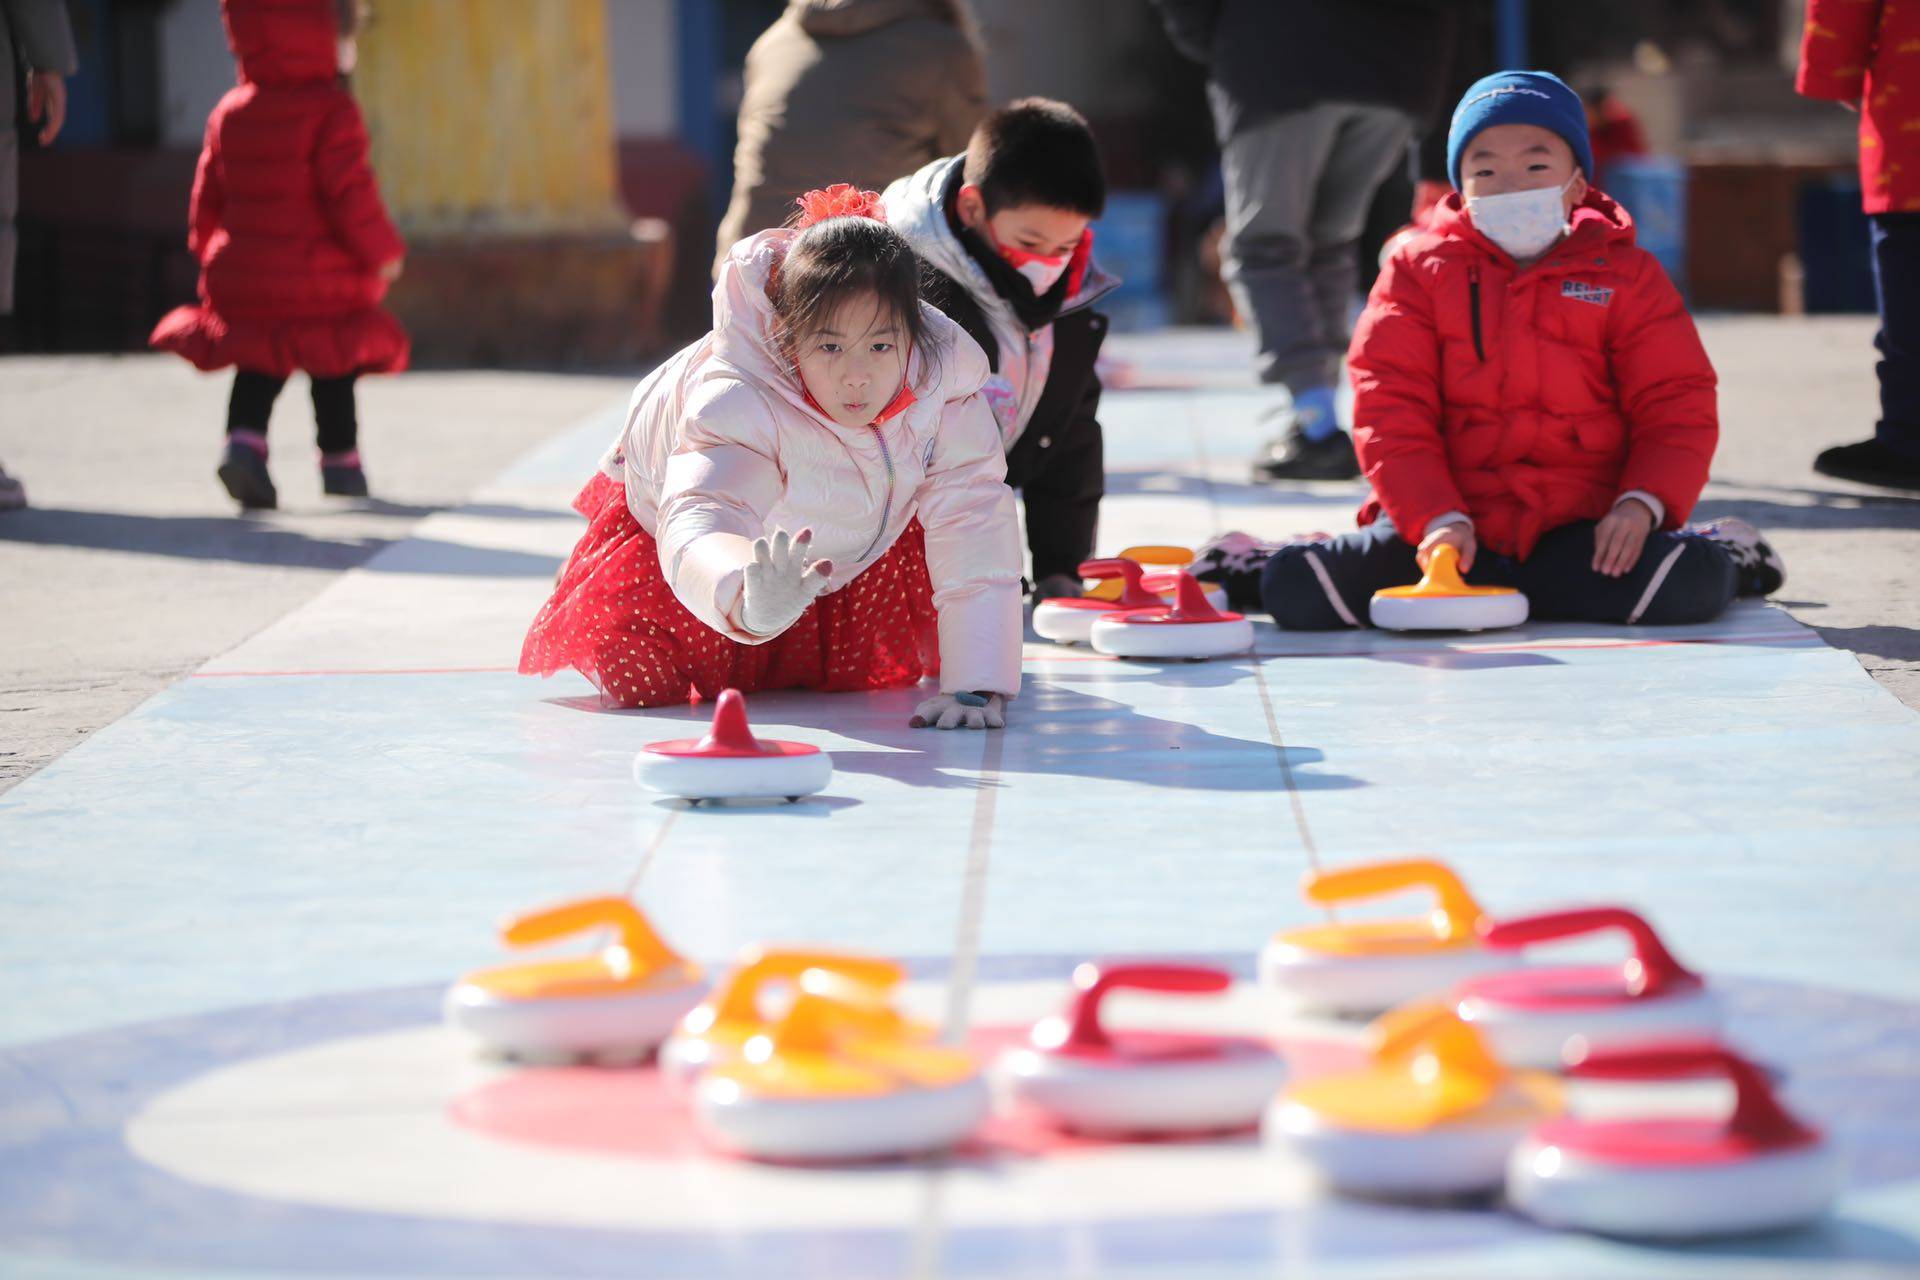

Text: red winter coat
xmin=1348 ymin=191 xmax=1717 ymax=561
xmin=149 ymin=0 xmax=407 ymax=378
xmin=1797 ymin=0 xmax=1920 ymax=214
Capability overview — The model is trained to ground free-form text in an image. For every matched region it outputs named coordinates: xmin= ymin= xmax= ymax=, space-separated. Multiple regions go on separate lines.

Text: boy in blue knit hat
xmin=1196 ymin=72 xmax=1787 ymax=629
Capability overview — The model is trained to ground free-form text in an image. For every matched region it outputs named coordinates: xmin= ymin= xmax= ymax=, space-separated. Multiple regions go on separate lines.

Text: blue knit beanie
xmin=1446 ymin=71 xmax=1594 ymax=190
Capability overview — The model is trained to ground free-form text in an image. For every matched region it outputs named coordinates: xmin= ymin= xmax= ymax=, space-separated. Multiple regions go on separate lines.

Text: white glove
xmin=910 ymin=691 xmax=1006 ymax=730
xmin=740 ymin=528 xmax=834 ymax=637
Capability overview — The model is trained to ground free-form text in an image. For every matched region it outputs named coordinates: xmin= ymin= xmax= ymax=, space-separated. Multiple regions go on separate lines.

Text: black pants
xmin=227 ymin=371 xmax=359 ymax=455
xmin=1259 ymin=515 xmax=1737 ymax=630
xmin=1871 ymin=213 xmax=1920 ymax=461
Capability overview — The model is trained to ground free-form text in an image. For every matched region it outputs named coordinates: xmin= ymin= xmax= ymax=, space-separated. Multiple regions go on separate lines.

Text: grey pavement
xmin=0 ymin=358 xmax=630 ymax=793
xmin=1 ymin=316 xmax=1916 ymax=796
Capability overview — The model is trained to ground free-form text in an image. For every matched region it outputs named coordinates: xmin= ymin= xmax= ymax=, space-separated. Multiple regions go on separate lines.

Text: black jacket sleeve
xmin=1006 ymin=309 xmax=1108 ymax=583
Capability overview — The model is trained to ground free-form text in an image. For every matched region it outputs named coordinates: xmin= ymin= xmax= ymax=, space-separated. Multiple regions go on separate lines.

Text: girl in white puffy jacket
xmin=521 ymin=186 xmax=1023 ymax=729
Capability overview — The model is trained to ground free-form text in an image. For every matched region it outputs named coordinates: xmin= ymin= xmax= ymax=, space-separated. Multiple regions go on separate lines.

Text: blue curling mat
xmin=3 ymin=331 xmax=1919 ymax=1279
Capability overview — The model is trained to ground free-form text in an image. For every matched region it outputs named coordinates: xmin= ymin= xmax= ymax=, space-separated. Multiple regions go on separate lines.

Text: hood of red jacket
xmin=223 ymin=0 xmax=339 ymax=88
xmin=1427 ymin=188 xmax=1637 ymax=265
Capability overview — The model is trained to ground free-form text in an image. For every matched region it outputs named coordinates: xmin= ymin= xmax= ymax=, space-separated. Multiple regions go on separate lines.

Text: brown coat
xmin=713 ymin=0 xmax=986 ymax=273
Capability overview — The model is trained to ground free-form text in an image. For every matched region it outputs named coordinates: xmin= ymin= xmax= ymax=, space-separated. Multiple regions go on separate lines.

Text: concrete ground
xmin=0 ymin=360 xmax=629 ymax=793
xmin=1 ymin=315 xmax=1915 ymax=795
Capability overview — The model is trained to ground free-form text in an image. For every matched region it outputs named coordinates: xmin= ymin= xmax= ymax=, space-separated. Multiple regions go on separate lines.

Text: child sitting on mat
xmin=520 ymin=186 xmax=1022 ymax=730
xmin=1196 ymin=72 xmax=1784 ymax=629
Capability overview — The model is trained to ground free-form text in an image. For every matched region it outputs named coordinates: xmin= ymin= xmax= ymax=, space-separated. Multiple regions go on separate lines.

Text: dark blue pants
xmin=1259 ymin=516 xmax=1737 ymax=630
xmin=1871 ymin=214 xmax=1920 ymax=461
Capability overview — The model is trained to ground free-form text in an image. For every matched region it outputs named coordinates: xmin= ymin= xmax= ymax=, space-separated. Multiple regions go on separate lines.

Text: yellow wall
xmin=354 ymin=0 xmax=626 ymax=236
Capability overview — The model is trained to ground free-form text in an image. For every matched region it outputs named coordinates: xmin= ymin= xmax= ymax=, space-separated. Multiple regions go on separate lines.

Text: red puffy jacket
xmin=150 ymin=0 xmax=407 ymax=379
xmin=1348 ymin=191 xmax=1717 ymax=561
xmin=1797 ymin=0 xmax=1920 ymax=214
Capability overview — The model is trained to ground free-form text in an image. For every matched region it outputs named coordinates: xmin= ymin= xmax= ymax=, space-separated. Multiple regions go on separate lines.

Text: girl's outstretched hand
xmin=910 ymin=692 xmax=1006 ymax=731
xmin=740 ymin=528 xmax=833 ymax=637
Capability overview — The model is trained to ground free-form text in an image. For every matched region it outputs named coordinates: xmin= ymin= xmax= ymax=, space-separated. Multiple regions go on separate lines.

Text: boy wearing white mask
xmin=1195 ymin=71 xmax=1786 ymax=629
xmin=883 ymin=99 xmax=1121 ymax=600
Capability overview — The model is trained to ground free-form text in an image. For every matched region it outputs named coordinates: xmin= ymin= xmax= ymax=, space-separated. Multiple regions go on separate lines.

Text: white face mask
xmin=1011 ymin=254 xmax=1069 ymax=294
xmin=1466 ymin=178 xmax=1575 ymax=260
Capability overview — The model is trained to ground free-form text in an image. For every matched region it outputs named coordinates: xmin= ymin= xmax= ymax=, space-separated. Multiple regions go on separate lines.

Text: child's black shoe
xmin=1687 ymin=517 xmax=1785 ymax=597
xmin=217 ymin=438 xmax=277 ymax=510
xmin=321 ymin=451 xmax=369 ymax=498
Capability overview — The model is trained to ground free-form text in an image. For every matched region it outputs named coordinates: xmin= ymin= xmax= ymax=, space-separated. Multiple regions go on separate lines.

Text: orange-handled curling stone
xmin=444 ymin=895 xmax=707 ymax=1064
xmin=1370 ymin=543 xmax=1528 ymax=631
xmin=1264 ymin=1002 xmax=1560 ymax=1196
xmin=1261 ymin=858 xmax=1525 ymax=1013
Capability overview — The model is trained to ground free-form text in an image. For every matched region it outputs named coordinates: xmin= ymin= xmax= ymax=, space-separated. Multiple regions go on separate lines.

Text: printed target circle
xmin=2 ymin=959 xmax=1917 ymax=1276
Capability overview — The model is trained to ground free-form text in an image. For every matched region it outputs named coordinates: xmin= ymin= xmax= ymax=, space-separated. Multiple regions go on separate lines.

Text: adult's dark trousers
xmin=227 ymin=370 xmax=359 ymax=454
xmin=1871 ymin=213 xmax=1920 ymax=461
xmin=1259 ymin=515 xmax=1736 ymax=630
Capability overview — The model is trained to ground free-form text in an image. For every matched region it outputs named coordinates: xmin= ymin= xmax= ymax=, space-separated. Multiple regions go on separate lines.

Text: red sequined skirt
xmin=520 ymin=473 xmax=939 ymax=708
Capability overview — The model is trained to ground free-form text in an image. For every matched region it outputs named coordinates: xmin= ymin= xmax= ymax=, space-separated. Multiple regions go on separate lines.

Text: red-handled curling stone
xmin=1507 ymin=1042 xmax=1838 ymax=1238
xmin=1031 ymin=558 xmax=1164 ymax=645
xmin=632 ymin=688 xmax=831 ymax=804
xmin=1456 ymin=908 xmax=1720 ymax=1070
xmin=1138 ymin=568 xmax=1230 ymax=613
xmin=997 ymin=962 xmax=1287 ymax=1136
xmin=1088 ymin=572 xmax=1255 ymax=661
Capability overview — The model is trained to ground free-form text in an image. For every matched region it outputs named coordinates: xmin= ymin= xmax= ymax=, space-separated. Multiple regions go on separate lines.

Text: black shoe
xmin=1687 ymin=517 xmax=1785 ymax=597
xmin=1252 ymin=423 xmax=1361 ymax=482
xmin=217 ymin=441 xmax=277 ymax=510
xmin=322 ymin=463 xmax=369 ymax=497
xmin=1813 ymin=437 xmax=1920 ymax=490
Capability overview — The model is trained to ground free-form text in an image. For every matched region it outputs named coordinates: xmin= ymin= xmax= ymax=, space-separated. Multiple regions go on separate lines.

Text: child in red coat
xmin=1797 ymin=0 xmax=1920 ymax=489
xmin=150 ymin=0 xmax=407 ymax=511
xmin=1197 ymin=72 xmax=1784 ymax=628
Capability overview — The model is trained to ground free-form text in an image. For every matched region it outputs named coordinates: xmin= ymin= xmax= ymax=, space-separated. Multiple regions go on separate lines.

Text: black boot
xmin=1813 ymin=438 xmax=1920 ymax=490
xmin=1253 ymin=422 xmax=1362 ymax=481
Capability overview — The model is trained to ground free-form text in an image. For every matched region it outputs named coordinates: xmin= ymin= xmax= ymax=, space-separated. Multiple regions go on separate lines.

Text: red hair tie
xmin=793 ymin=184 xmax=886 ymax=229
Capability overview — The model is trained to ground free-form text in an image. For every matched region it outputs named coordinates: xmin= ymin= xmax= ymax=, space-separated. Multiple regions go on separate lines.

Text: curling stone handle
xmin=500 ymin=895 xmax=682 ymax=973
xmin=1566 ymin=1043 xmax=1820 ymax=1149
xmin=1303 ymin=859 xmax=1486 ymax=943
xmin=1116 ymin=545 xmax=1194 ymax=567
xmin=1059 ymin=961 xmax=1231 ymax=1051
xmin=1479 ymin=907 xmax=1700 ymax=995
xmin=699 ymin=688 xmax=763 ymax=752
xmin=1371 ymin=1001 xmax=1506 ymax=1079
xmin=1075 ymin=558 xmax=1161 ymax=608
xmin=1421 ymin=542 xmax=1468 ymax=590
xmin=714 ymin=948 xmax=904 ymax=1024
xmin=1167 ymin=571 xmax=1224 ymax=619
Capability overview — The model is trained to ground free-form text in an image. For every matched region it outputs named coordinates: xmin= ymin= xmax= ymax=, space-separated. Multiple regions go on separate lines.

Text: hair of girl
xmin=771 ymin=210 xmax=943 ymax=393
